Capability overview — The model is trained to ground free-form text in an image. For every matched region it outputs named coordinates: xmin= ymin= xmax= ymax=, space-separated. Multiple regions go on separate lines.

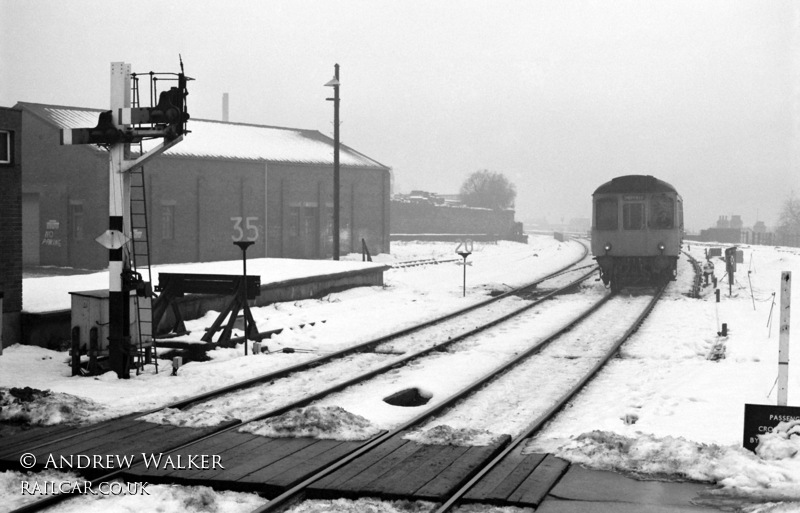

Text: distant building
xmin=0 ymin=107 xmax=22 ymax=347
xmin=391 ymin=190 xmax=525 ymax=242
xmin=16 ymin=102 xmax=391 ymax=269
xmin=699 ymin=215 xmax=745 ymax=244
xmin=693 ymin=215 xmax=784 ymax=246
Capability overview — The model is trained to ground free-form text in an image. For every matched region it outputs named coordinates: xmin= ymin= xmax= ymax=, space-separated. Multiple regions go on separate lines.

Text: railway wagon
xmin=591 ymin=175 xmax=683 ymax=290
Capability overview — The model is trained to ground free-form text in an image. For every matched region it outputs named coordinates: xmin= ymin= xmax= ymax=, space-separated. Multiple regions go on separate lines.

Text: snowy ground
xmin=2 ymin=235 xmax=800 ymax=512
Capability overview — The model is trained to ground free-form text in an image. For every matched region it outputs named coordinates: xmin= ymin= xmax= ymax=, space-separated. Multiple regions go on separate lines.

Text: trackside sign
xmin=743 ymin=403 xmax=800 ymax=452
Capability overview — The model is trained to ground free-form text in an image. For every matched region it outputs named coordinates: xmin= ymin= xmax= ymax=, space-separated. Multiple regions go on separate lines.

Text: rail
xmin=435 ymin=283 xmax=667 ymax=512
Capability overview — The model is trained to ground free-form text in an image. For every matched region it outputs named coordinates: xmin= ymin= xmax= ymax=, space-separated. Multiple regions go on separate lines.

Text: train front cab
xmin=592 ymin=191 xmax=683 ymax=290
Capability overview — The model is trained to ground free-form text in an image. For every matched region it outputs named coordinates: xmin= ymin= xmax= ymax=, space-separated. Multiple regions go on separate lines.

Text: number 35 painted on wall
xmin=231 ymin=216 xmax=260 ymax=241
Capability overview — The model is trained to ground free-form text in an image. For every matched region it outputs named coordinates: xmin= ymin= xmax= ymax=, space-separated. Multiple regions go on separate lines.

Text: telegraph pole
xmin=325 ymin=65 xmax=341 ymax=260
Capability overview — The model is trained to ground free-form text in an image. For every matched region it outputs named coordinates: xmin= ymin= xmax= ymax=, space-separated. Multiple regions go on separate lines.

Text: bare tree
xmin=459 ymin=170 xmax=517 ymax=210
xmin=777 ymin=192 xmax=800 ymax=240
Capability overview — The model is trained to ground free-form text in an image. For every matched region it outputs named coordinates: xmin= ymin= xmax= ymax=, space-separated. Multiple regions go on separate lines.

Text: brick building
xmin=17 ymin=102 xmax=391 ymax=270
xmin=391 ymin=200 xmax=520 ymax=239
xmin=0 ymin=107 xmax=23 ymax=348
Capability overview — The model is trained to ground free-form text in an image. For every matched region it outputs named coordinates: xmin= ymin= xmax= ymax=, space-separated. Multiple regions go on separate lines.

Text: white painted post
xmin=108 ymin=62 xmax=132 ymax=378
xmin=778 ymin=271 xmax=791 ymax=406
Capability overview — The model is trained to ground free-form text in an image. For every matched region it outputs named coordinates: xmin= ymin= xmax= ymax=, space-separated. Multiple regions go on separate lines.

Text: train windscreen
xmin=596 ymin=198 xmax=617 ymax=230
xmin=650 ymin=194 xmax=674 ymax=229
xmin=623 ymin=203 xmax=645 ymax=230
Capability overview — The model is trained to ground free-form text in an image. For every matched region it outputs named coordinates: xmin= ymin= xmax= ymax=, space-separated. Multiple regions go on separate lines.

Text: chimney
xmin=222 ymin=93 xmax=229 ymax=122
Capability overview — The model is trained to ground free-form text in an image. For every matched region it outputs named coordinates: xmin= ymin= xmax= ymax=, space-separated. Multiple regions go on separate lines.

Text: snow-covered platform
xmin=19 ymin=258 xmax=389 ymax=347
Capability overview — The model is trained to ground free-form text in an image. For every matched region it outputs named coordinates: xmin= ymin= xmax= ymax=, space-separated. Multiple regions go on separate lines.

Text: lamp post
xmin=234 ymin=240 xmax=254 ymax=355
xmin=324 ymin=64 xmax=341 ymax=260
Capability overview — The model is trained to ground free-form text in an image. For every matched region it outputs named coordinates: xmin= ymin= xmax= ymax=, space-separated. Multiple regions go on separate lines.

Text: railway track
xmin=683 ymin=249 xmax=703 ymax=298
xmin=390 ymin=257 xmax=461 ymax=268
xmin=5 ymin=241 xmax=595 ymax=512
xmin=4 ymin=242 xmax=590 ymax=451
xmin=247 ymin=284 xmax=667 ymax=513
xmin=7 ymin=282 xmax=669 ymax=512
xmin=5 ymin=245 xmax=701 ymax=513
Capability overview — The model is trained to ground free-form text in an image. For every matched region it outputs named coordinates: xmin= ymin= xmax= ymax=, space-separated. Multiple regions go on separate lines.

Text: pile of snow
xmin=239 ymin=406 xmax=382 ymax=441
xmin=546 ymin=430 xmax=800 ymax=502
xmin=742 ymin=504 xmax=800 ymax=513
xmin=0 ymin=387 xmax=107 ymax=426
xmin=756 ymin=420 xmax=800 ymax=460
xmin=283 ymin=497 xmax=434 ymax=513
xmin=20 ymin=480 xmax=265 ymax=513
xmin=403 ymin=425 xmax=503 ymax=447
xmin=140 ymin=407 xmax=235 ymax=428
xmin=283 ymin=497 xmax=532 ymax=513
xmin=546 ymin=430 xmax=730 ymax=481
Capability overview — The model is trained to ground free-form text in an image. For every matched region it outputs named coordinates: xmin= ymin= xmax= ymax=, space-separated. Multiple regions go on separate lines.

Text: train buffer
xmin=153 ymin=273 xmax=261 ymax=344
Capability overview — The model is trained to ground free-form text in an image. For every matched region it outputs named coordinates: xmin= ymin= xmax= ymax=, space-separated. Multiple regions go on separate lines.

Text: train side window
xmin=677 ymin=199 xmax=684 ymax=228
xmin=595 ymin=198 xmax=618 ymax=230
xmin=650 ymin=194 xmax=674 ymax=229
xmin=623 ymin=203 xmax=645 ymax=230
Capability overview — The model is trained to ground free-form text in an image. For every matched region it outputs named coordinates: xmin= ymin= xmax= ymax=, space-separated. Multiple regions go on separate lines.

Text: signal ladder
xmin=129 ymin=162 xmax=159 ymax=375
xmin=127 ymin=73 xmax=159 ymax=374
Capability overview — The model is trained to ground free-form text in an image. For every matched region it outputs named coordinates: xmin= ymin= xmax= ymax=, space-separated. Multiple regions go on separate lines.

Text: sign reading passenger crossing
xmin=742 ymin=403 xmax=800 ymax=452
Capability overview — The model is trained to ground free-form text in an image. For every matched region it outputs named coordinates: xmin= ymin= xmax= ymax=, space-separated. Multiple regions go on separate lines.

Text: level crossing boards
xmin=122 ymin=431 xmax=376 ymax=496
xmin=0 ymin=418 xmax=238 ymax=480
xmin=462 ymin=445 xmax=569 ymax=507
xmin=308 ymin=432 xmax=512 ymax=502
xmin=2 ymin=423 xmax=575 ymax=508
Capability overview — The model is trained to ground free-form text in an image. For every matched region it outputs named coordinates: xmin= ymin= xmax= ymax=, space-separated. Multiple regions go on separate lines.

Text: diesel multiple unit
xmin=591 ymin=175 xmax=683 ymax=290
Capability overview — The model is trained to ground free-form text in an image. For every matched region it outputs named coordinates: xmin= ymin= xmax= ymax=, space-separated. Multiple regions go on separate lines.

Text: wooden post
xmin=89 ymin=327 xmax=99 ymax=375
xmin=71 ymin=326 xmax=80 ymax=376
xmin=778 ymin=271 xmax=791 ymax=406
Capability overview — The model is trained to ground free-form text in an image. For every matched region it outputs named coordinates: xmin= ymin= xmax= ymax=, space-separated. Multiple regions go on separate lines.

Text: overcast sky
xmin=2 ymin=0 xmax=797 ymax=232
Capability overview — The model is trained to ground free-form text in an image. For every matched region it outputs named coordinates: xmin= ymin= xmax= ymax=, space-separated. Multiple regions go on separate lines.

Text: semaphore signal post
xmin=61 ymin=61 xmax=191 ymax=378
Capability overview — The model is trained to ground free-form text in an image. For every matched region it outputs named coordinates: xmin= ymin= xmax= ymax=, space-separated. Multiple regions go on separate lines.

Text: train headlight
xmin=658 ymin=242 xmax=666 ymax=253
xmin=604 ymin=243 xmax=612 ymax=253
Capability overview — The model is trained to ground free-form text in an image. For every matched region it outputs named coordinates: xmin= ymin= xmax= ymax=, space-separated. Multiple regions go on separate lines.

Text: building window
xmin=161 ymin=204 xmax=175 ymax=240
xmin=0 ymin=131 xmax=11 ymax=164
xmin=70 ymin=203 xmax=84 ymax=240
xmin=595 ymin=198 xmax=617 ymax=230
xmin=288 ymin=207 xmax=300 ymax=238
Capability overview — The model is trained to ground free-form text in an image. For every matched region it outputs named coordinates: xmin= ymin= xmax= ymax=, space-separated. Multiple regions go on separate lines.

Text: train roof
xmin=593 ymin=175 xmax=678 ymax=195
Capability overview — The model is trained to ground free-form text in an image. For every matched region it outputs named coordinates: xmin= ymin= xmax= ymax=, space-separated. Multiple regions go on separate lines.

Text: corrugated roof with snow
xmin=16 ymin=102 xmax=389 ymax=169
